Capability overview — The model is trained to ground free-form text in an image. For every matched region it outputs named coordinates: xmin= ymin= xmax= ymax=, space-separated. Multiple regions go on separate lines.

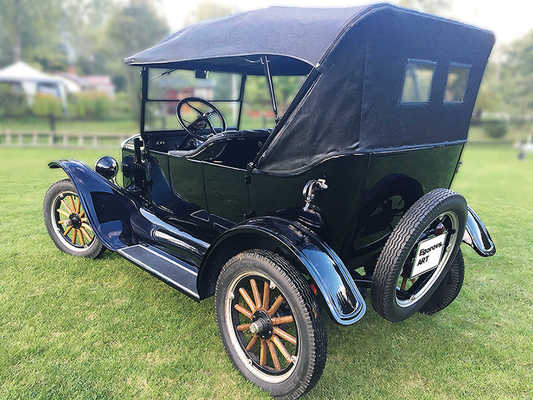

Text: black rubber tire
xmin=215 ymin=250 xmax=327 ymax=400
xmin=371 ymin=188 xmax=467 ymax=322
xmin=43 ymin=179 xmax=105 ymax=259
xmin=420 ymin=249 xmax=465 ymax=314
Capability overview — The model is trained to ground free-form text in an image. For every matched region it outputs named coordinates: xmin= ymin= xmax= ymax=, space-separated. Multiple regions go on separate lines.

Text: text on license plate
xmin=411 ymin=233 xmax=447 ymax=278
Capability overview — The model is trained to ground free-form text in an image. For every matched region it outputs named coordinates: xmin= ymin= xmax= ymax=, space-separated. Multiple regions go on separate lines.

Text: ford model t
xmin=43 ymin=4 xmax=496 ymax=399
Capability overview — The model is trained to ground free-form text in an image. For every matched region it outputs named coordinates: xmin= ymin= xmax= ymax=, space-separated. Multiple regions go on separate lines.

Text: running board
xmin=118 ymin=244 xmax=200 ymax=299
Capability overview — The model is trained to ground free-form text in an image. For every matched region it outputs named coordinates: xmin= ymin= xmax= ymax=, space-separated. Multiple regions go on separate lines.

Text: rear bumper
xmin=462 ymin=206 xmax=496 ymax=257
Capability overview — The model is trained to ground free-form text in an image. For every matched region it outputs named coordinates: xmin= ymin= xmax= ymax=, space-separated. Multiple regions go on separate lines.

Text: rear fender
xmin=199 ymin=216 xmax=366 ymax=325
xmin=462 ymin=206 xmax=496 ymax=257
xmin=49 ymin=160 xmax=141 ymax=250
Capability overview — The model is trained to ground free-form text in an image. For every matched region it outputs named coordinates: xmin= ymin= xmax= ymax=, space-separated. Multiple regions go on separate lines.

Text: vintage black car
xmin=43 ymin=4 xmax=496 ymax=399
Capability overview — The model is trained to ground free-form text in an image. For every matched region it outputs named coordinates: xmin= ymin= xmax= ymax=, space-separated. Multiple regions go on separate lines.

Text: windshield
xmin=145 ymin=69 xmax=243 ymax=132
xmin=143 ymin=68 xmax=306 ymax=133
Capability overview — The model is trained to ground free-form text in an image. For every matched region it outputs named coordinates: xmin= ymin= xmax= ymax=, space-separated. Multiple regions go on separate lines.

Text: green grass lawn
xmin=0 ymin=117 xmax=137 ymax=136
xmin=0 ymin=146 xmax=531 ymax=399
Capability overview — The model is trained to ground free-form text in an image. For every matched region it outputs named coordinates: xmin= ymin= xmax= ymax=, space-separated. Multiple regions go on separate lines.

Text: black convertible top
xmin=128 ymin=4 xmax=495 ymax=175
xmin=125 ymin=4 xmax=376 ymax=74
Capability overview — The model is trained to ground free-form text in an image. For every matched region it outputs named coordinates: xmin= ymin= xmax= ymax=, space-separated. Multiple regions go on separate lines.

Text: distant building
xmin=57 ymin=72 xmax=115 ymax=97
xmin=80 ymin=76 xmax=115 ymax=97
xmin=0 ymin=61 xmax=67 ymax=106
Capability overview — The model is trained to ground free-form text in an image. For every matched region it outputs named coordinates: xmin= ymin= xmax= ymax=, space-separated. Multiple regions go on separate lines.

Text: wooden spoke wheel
xmin=231 ymin=275 xmax=299 ymax=375
xmin=215 ymin=250 xmax=326 ymax=399
xmin=52 ymin=191 xmax=95 ymax=249
xmin=44 ymin=179 xmax=104 ymax=258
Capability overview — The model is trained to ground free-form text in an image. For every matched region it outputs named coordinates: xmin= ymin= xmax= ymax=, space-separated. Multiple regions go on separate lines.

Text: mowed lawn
xmin=0 ymin=146 xmax=531 ymax=399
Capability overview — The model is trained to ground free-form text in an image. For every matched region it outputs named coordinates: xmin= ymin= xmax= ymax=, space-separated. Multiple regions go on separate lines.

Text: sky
xmin=160 ymin=0 xmax=533 ymax=46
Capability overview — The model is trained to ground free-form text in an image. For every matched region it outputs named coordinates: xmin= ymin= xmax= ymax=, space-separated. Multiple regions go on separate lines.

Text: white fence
xmin=0 ymin=131 xmax=129 ymax=148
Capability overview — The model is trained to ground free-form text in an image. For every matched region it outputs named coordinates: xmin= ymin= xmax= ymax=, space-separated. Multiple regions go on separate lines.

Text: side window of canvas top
xmin=444 ymin=63 xmax=471 ymax=104
xmin=400 ymin=59 xmax=436 ymax=104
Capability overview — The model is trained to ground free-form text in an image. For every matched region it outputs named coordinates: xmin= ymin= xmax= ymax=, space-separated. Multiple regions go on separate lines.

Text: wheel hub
xmin=69 ymin=213 xmax=82 ymax=229
xmin=251 ymin=310 xmax=273 ymax=339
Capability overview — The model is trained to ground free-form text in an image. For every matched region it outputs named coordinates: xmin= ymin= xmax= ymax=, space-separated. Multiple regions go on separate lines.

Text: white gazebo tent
xmin=0 ymin=61 xmax=67 ymax=107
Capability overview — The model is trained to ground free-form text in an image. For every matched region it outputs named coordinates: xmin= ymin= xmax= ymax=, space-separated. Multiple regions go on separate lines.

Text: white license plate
xmin=411 ymin=233 xmax=447 ymax=278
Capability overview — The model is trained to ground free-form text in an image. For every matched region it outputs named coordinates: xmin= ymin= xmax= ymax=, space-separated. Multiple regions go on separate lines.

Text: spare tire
xmin=420 ymin=249 xmax=465 ymax=315
xmin=371 ymin=188 xmax=467 ymax=322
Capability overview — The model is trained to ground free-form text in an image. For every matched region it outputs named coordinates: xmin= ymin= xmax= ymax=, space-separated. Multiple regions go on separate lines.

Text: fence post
xmin=79 ymin=135 xmax=84 ymax=147
xmin=18 ymin=133 xmax=23 ymax=145
xmin=48 ymin=133 xmax=54 ymax=146
xmin=93 ymin=136 xmax=98 ymax=147
xmin=32 ymin=131 xmax=38 ymax=146
xmin=63 ymin=134 xmax=68 ymax=147
xmin=5 ymin=130 xmax=11 ymax=145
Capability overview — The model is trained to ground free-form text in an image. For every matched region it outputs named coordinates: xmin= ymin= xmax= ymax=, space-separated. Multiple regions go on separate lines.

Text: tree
xmin=0 ymin=0 xmax=66 ymax=68
xmin=107 ymin=0 xmax=169 ymax=115
xmin=183 ymin=1 xmax=234 ymax=26
xmin=501 ymin=29 xmax=533 ymax=118
xmin=62 ymin=0 xmax=118 ymax=74
xmin=399 ymin=0 xmax=451 ymax=15
xmin=473 ymin=62 xmax=504 ymax=121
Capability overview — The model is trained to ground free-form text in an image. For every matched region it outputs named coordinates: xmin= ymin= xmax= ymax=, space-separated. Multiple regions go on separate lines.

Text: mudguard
xmin=201 ymin=216 xmax=366 ymax=325
xmin=462 ymin=206 xmax=496 ymax=257
xmin=49 ymin=160 xmax=141 ymax=250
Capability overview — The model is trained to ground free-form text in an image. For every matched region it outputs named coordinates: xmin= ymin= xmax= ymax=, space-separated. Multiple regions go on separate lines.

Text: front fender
xmin=462 ymin=206 xmax=496 ymax=257
xmin=201 ymin=216 xmax=366 ymax=325
xmin=49 ymin=160 xmax=141 ymax=250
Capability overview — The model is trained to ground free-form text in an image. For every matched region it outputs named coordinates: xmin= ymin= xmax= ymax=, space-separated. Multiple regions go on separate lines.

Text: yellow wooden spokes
xmin=60 ymin=199 xmax=73 ymax=214
xmin=234 ymin=277 xmax=298 ymax=372
xmin=267 ymin=295 xmax=284 ymax=316
xmin=250 ymin=279 xmax=262 ymax=309
xmin=237 ymin=323 xmax=251 ymax=332
xmin=271 ymin=335 xmax=292 ymax=364
xmin=271 ymin=315 xmax=294 ymax=325
xmin=246 ymin=335 xmax=258 ymax=351
xmin=259 ymin=339 xmax=267 ymax=366
xmin=273 ymin=327 xmax=297 ymax=345
xmin=262 ymin=281 xmax=270 ymax=310
xmin=267 ymin=339 xmax=281 ymax=371
xmin=55 ymin=193 xmax=95 ymax=248
xmin=57 ymin=208 xmax=70 ymax=218
xmin=82 ymin=223 xmax=93 ymax=232
xmin=80 ymin=227 xmax=92 ymax=242
xmin=234 ymin=304 xmax=253 ymax=320
xmin=63 ymin=226 xmax=73 ymax=237
xmin=239 ymin=287 xmax=257 ymax=314
xmin=68 ymin=195 xmax=77 ymax=214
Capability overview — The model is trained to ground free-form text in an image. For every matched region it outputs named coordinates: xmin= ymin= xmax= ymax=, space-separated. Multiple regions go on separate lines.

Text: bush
xmin=32 ymin=93 xmax=63 ymax=132
xmin=0 ymin=84 xmax=28 ymax=117
xmin=483 ymin=121 xmax=508 ymax=139
xmin=108 ymin=92 xmax=133 ymax=119
xmin=32 ymin=93 xmax=63 ymax=117
xmin=68 ymin=91 xmax=111 ymax=119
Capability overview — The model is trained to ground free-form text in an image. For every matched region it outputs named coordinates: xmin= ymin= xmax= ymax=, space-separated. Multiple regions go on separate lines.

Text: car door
xmin=203 ymin=162 xmax=250 ymax=231
xmin=166 ymin=154 xmax=218 ymax=243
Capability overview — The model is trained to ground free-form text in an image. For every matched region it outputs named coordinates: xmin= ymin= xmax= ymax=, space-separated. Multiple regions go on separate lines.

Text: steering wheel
xmin=176 ymin=97 xmax=226 ymax=141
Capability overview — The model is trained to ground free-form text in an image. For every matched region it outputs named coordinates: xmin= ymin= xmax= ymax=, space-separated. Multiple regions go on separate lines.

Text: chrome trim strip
xmin=121 ymin=134 xmax=140 ymax=149
xmin=143 ymin=240 xmax=198 ymax=275
xmin=140 ymin=208 xmax=210 ymax=249
xmin=118 ymin=245 xmax=199 ymax=298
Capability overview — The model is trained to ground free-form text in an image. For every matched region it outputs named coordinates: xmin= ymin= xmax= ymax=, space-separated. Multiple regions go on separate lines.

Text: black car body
xmin=45 ymin=4 xmax=496 ymax=398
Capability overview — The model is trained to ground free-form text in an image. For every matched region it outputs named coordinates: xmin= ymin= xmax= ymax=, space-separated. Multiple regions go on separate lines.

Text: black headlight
xmin=95 ymin=156 xmax=119 ymax=180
